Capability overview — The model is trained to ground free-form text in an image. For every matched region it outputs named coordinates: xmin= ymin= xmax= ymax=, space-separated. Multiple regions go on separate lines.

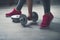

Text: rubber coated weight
xmin=11 ymin=15 xmax=20 ymax=23
xmin=19 ymin=14 xmax=27 ymax=26
xmin=32 ymin=12 xmax=38 ymax=22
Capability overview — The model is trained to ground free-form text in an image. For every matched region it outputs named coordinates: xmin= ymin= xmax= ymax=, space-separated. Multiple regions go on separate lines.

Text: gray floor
xmin=0 ymin=5 xmax=60 ymax=40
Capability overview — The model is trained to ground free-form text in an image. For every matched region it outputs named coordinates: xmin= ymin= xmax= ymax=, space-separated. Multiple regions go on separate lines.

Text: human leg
xmin=6 ymin=0 xmax=26 ymax=17
xmin=40 ymin=0 xmax=54 ymax=28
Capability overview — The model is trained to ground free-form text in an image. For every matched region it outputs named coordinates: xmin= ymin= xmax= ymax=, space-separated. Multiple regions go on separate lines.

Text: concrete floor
xmin=0 ymin=5 xmax=60 ymax=40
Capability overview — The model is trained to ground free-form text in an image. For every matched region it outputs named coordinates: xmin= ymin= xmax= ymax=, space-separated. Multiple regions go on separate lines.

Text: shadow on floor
xmin=50 ymin=22 xmax=60 ymax=32
xmin=22 ymin=21 xmax=60 ymax=32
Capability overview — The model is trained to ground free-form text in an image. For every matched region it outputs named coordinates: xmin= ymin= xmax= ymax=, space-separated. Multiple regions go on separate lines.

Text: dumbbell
xmin=11 ymin=12 xmax=38 ymax=26
xmin=19 ymin=12 xmax=38 ymax=26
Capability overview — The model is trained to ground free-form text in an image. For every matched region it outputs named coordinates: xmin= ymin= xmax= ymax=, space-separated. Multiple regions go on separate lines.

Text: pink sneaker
xmin=6 ymin=8 xmax=21 ymax=17
xmin=40 ymin=13 xmax=54 ymax=29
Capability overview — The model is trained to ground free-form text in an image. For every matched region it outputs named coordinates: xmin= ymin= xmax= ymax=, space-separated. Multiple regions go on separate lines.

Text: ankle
xmin=45 ymin=12 xmax=52 ymax=15
xmin=14 ymin=8 xmax=20 ymax=12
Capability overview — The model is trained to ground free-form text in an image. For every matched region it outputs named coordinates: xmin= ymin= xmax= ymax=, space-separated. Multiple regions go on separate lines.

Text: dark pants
xmin=42 ymin=0 xmax=50 ymax=13
xmin=16 ymin=0 xmax=26 ymax=10
xmin=16 ymin=0 xmax=50 ymax=13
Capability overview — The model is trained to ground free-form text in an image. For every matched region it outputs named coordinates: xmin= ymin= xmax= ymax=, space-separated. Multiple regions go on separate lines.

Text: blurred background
xmin=0 ymin=0 xmax=60 ymax=40
xmin=0 ymin=0 xmax=60 ymax=6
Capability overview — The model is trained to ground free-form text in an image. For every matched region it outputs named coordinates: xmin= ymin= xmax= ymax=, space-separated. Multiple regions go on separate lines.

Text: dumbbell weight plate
xmin=19 ymin=14 xmax=27 ymax=26
xmin=11 ymin=15 xmax=20 ymax=23
xmin=32 ymin=12 xmax=38 ymax=22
